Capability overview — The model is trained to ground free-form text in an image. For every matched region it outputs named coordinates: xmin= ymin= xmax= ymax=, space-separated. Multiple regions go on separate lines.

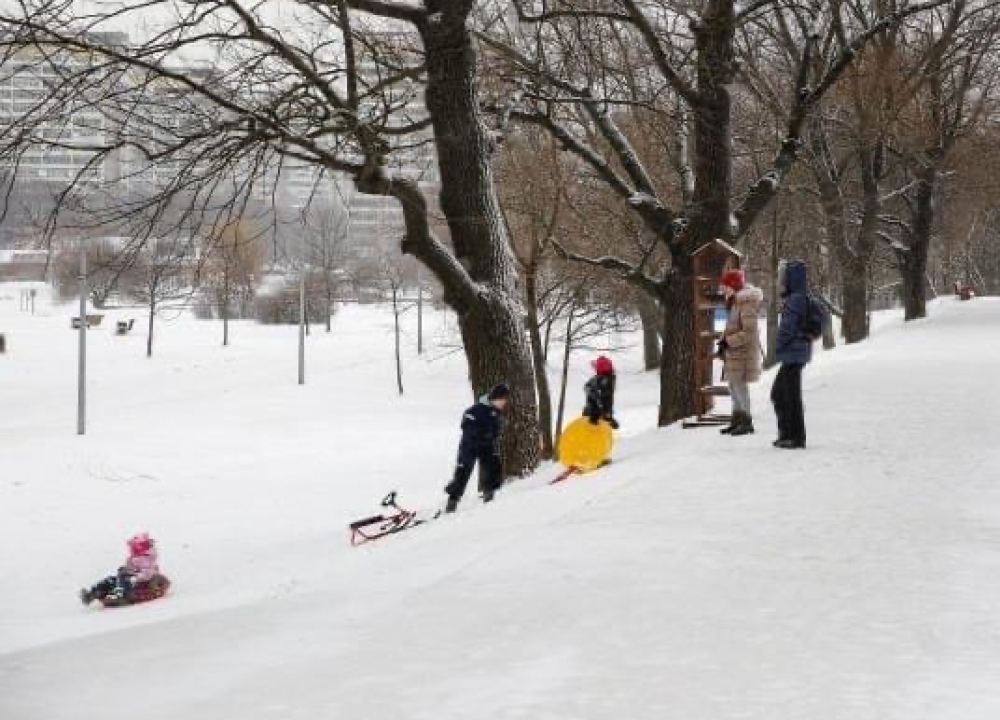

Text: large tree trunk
xmin=404 ymin=6 xmax=539 ymax=476
xmin=524 ymin=271 xmax=554 ymax=460
xmin=654 ymin=0 xmax=735 ymax=427
xmin=840 ymin=255 xmax=868 ymax=343
xmin=456 ymin=297 xmax=538 ymax=475
xmin=765 ymin=235 xmax=780 ymax=369
xmin=689 ymin=0 xmax=735 ymax=246
xmin=636 ymin=293 xmax=662 ymax=371
xmin=658 ymin=263 xmax=697 ymax=426
xmin=901 ymin=166 xmax=936 ymax=321
xmin=821 ymin=310 xmax=836 ymax=350
xmin=840 ymin=144 xmax=882 ymax=343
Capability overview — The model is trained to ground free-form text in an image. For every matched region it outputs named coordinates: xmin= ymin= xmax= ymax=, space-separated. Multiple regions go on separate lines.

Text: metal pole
xmin=416 ymin=267 xmax=423 ymax=355
xmin=298 ymin=270 xmax=305 ymax=385
xmin=77 ymin=249 xmax=87 ymax=435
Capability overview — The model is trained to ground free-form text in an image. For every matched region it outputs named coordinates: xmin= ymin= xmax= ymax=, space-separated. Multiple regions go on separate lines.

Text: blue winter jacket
xmin=457 ymin=396 xmax=503 ymax=465
xmin=776 ymin=260 xmax=812 ymax=365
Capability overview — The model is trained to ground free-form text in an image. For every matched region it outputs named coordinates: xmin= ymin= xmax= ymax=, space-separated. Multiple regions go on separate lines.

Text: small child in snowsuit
xmin=444 ymin=383 xmax=510 ymax=513
xmin=81 ymin=532 xmax=160 ymax=605
xmin=583 ymin=356 xmax=619 ymax=429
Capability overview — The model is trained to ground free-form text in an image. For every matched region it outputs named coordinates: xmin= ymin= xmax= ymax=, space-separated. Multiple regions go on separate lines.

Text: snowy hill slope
xmin=2 ymin=294 xmax=999 ymax=720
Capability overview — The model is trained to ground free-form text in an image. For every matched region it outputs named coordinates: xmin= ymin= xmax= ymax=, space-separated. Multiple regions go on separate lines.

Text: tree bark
xmin=657 ymin=262 xmax=696 ymax=426
xmin=841 ymin=143 xmax=882 ymax=343
xmin=524 ymin=271 xmax=554 ymax=460
xmin=821 ymin=310 xmax=836 ymax=350
xmin=553 ymin=308 xmax=574 ymax=457
xmin=636 ymin=293 xmax=662 ymax=371
xmin=455 ymin=296 xmax=538 ymax=476
xmin=900 ymin=166 xmax=936 ymax=321
xmin=840 ymin=255 xmax=869 ymax=343
xmin=765 ymin=227 xmax=780 ymax=369
xmin=414 ymin=9 xmax=539 ymax=476
xmin=688 ymin=0 xmax=736 ymax=247
xmin=655 ymin=0 xmax=734 ymax=426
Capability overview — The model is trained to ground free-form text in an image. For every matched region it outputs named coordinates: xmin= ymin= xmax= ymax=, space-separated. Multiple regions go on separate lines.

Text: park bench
xmin=71 ymin=314 xmax=104 ymax=329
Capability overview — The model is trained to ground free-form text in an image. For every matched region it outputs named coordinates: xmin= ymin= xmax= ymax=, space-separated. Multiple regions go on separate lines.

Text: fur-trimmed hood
xmin=735 ymin=285 xmax=764 ymax=304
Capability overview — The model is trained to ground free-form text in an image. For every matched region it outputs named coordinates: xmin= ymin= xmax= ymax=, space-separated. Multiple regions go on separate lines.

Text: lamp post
xmin=416 ymin=266 xmax=423 ymax=355
xmin=298 ymin=269 xmax=305 ymax=385
xmin=77 ymin=247 xmax=87 ymax=435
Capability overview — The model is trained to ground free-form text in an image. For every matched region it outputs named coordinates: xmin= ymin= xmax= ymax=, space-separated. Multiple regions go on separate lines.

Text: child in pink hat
xmin=81 ymin=532 xmax=161 ymax=605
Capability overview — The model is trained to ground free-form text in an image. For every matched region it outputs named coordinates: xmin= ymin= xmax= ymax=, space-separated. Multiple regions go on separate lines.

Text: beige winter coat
xmin=722 ymin=285 xmax=764 ymax=383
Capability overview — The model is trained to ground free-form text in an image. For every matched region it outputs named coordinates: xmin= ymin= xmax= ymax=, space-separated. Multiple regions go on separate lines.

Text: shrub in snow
xmin=254 ymin=277 xmax=332 ymax=325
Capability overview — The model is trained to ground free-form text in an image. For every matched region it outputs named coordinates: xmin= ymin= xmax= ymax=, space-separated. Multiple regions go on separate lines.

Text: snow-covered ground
xmin=2 ymin=286 xmax=998 ymax=720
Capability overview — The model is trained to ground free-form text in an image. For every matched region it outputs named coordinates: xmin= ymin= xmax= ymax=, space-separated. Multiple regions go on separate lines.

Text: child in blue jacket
xmin=444 ymin=383 xmax=510 ymax=512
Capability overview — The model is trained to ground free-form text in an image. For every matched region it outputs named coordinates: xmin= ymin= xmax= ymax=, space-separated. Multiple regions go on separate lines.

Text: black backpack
xmin=802 ymin=295 xmax=828 ymax=341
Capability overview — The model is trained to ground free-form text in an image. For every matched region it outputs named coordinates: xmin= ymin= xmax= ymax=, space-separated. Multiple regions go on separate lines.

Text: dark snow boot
xmin=774 ymin=438 xmax=805 ymax=449
xmin=444 ymin=495 xmax=459 ymax=514
xmin=720 ymin=412 xmax=743 ymax=435
xmin=730 ymin=414 xmax=755 ymax=436
xmin=482 ymin=489 xmax=495 ymax=504
xmin=80 ymin=588 xmax=93 ymax=606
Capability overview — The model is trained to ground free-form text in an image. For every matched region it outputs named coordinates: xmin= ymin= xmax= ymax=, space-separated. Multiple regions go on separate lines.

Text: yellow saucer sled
xmin=552 ymin=417 xmax=615 ymax=482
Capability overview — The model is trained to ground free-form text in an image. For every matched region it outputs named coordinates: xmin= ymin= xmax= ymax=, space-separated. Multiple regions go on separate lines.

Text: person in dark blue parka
xmin=444 ymin=383 xmax=510 ymax=512
xmin=772 ymin=259 xmax=812 ymax=449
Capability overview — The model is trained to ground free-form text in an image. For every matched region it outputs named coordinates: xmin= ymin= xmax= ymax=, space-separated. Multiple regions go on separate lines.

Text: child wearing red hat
xmin=717 ymin=269 xmax=764 ymax=436
xmin=583 ymin=355 xmax=619 ymax=429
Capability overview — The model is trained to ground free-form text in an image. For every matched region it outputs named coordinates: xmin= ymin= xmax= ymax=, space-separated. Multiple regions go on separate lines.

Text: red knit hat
xmin=592 ymin=355 xmax=614 ymax=376
xmin=720 ymin=269 xmax=745 ymax=291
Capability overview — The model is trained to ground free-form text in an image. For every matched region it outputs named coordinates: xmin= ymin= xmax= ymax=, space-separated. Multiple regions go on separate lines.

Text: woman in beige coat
xmin=718 ymin=269 xmax=764 ymax=436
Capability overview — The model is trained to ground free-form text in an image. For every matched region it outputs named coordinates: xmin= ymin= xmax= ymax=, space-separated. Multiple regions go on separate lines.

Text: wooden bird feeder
xmin=683 ymin=239 xmax=742 ymax=429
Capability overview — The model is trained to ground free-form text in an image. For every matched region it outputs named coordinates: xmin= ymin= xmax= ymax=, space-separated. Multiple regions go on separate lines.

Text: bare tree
xmin=127 ymin=235 xmax=200 ymax=357
xmin=203 ymin=220 xmax=266 ymax=345
xmin=497 ymin=130 xmax=566 ymax=459
xmin=380 ymin=254 xmax=407 ymax=396
xmin=884 ymin=5 xmax=1000 ymax=319
xmin=481 ymin=0 xmax=954 ymax=423
xmin=301 ymin=196 xmax=350 ymax=333
xmin=548 ymin=282 xmax=636 ymax=455
xmin=0 ymin=0 xmax=542 ymax=474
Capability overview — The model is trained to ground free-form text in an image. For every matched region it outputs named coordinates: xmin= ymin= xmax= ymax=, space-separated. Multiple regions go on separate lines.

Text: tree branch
xmin=343 ymin=0 xmax=426 ymax=24
xmin=357 ymin=170 xmax=478 ymax=309
xmin=550 ymin=239 xmax=663 ymax=299
xmin=733 ymin=0 xmax=955 ymax=238
xmin=618 ymin=0 xmax=701 ymax=105
xmin=508 ymin=110 xmax=634 ymax=199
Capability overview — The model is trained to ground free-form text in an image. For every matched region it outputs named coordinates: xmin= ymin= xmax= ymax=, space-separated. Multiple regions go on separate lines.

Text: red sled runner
xmin=349 ymin=492 xmax=440 ymax=546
